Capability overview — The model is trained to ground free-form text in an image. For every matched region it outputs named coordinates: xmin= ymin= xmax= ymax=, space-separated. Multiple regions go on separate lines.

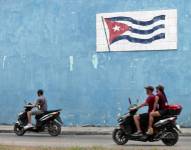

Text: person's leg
xmin=147 ymin=111 xmax=160 ymax=135
xmin=148 ymin=111 xmax=161 ymax=128
xmin=24 ymin=110 xmax=42 ymax=129
xmin=24 ymin=111 xmax=33 ymax=129
xmin=134 ymin=115 xmax=141 ymax=132
xmin=27 ymin=111 xmax=32 ymax=124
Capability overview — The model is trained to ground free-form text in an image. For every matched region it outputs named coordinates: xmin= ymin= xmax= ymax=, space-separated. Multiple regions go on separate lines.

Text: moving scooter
xmin=14 ymin=102 xmax=63 ymax=136
xmin=112 ymin=98 xmax=182 ymax=146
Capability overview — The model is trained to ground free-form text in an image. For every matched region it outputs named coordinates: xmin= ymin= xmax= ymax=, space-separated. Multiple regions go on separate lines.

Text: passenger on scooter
xmin=24 ymin=89 xmax=48 ymax=129
xmin=132 ymin=86 xmax=156 ymax=136
xmin=147 ymin=85 xmax=168 ymax=135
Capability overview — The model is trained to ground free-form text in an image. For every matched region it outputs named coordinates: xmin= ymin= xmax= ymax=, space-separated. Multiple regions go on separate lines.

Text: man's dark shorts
xmin=139 ymin=113 xmax=149 ymax=128
xmin=140 ymin=113 xmax=149 ymax=120
xmin=158 ymin=109 xmax=168 ymax=116
xmin=31 ymin=110 xmax=43 ymax=115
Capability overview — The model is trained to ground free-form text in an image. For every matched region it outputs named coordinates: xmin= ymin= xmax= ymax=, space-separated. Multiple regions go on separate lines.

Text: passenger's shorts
xmin=158 ymin=109 xmax=168 ymax=116
xmin=31 ymin=110 xmax=43 ymax=115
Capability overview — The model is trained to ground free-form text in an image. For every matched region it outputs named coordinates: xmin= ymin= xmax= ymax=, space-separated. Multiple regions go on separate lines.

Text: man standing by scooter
xmin=24 ymin=89 xmax=48 ymax=129
xmin=132 ymin=86 xmax=156 ymax=136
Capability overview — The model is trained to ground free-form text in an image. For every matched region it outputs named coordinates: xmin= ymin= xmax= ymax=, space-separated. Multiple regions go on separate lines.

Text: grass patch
xmin=0 ymin=145 xmax=167 ymax=150
xmin=0 ymin=145 xmax=108 ymax=150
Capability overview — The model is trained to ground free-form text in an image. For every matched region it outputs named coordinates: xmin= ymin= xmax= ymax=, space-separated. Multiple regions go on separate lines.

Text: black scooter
xmin=112 ymin=98 xmax=182 ymax=146
xmin=14 ymin=103 xmax=63 ymax=136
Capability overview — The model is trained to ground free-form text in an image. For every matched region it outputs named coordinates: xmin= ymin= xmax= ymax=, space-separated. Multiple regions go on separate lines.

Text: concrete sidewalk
xmin=1 ymin=125 xmax=191 ymax=136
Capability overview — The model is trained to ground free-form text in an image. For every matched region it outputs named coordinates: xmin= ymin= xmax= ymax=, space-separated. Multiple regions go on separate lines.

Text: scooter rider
xmin=147 ymin=85 xmax=168 ymax=135
xmin=132 ymin=86 xmax=156 ymax=136
xmin=24 ymin=89 xmax=48 ymax=129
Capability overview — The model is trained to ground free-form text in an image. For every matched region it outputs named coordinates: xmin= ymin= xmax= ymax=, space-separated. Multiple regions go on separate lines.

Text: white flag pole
xmin=101 ymin=16 xmax=111 ymax=52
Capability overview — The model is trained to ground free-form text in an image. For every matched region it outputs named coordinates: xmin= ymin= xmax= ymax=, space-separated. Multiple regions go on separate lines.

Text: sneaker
xmin=133 ymin=131 xmax=143 ymax=136
xmin=24 ymin=123 xmax=33 ymax=130
xmin=146 ymin=128 xmax=154 ymax=135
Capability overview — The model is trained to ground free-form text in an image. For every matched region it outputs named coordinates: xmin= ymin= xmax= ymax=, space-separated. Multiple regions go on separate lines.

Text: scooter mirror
xmin=128 ymin=97 xmax=132 ymax=105
xmin=24 ymin=100 xmax=27 ymax=104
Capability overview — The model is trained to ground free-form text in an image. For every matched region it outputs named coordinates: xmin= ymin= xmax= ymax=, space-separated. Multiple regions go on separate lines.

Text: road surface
xmin=0 ymin=133 xmax=190 ymax=150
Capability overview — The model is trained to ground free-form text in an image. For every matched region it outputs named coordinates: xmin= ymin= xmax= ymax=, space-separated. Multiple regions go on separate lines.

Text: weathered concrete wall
xmin=0 ymin=0 xmax=190 ymax=126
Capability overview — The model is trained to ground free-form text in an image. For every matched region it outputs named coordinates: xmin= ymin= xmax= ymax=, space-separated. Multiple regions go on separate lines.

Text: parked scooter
xmin=112 ymin=98 xmax=182 ymax=146
xmin=14 ymin=102 xmax=63 ymax=136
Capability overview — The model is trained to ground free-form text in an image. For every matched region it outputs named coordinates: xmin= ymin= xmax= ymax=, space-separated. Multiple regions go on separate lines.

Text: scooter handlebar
xmin=129 ymin=107 xmax=138 ymax=111
xmin=24 ymin=104 xmax=35 ymax=108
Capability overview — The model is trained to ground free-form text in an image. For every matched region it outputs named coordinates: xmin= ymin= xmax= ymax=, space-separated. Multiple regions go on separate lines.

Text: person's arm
xmin=136 ymin=100 xmax=148 ymax=109
xmin=35 ymin=98 xmax=42 ymax=106
xmin=35 ymin=98 xmax=43 ymax=110
xmin=34 ymin=99 xmax=38 ymax=106
xmin=152 ymin=96 xmax=159 ymax=112
xmin=130 ymin=98 xmax=148 ymax=111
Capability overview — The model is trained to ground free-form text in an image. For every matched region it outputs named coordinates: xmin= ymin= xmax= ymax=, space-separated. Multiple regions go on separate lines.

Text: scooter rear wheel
xmin=162 ymin=130 xmax=179 ymax=146
xmin=48 ymin=121 xmax=61 ymax=136
xmin=14 ymin=123 xmax=25 ymax=136
xmin=112 ymin=128 xmax=128 ymax=145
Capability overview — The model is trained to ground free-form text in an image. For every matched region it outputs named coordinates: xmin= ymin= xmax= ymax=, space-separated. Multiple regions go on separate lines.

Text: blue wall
xmin=0 ymin=0 xmax=190 ymax=126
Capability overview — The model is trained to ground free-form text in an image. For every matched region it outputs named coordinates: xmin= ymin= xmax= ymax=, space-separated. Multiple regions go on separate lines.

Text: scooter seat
xmin=35 ymin=109 xmax=62 ymax=119
xmin=44 ymin=109 xmax=62 ymax=114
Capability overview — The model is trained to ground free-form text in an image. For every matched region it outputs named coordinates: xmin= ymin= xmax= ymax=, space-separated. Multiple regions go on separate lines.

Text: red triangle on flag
xmin=105 ymin=19 xmax=130 ymax=44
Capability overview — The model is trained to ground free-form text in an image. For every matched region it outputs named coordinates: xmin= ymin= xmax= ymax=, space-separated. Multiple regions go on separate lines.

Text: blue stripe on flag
xmin=130 ymin=24 xmax=165 ymax=35
xmin=111 ymin=33 xmax=165 ymax=44
xmin=106 ymin=15 xmax=165 ymax=26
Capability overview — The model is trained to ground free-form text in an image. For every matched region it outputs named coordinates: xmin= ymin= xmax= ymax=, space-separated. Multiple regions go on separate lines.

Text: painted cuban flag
xmin=96 ymin=9 xmax=177 ymax=52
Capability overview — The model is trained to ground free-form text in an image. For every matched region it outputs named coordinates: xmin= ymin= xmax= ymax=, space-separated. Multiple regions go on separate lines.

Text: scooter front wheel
xmin=14 ymin=123 xmax=25 ymax=136
xmin=112 ymin=128 xmax=128 ymax=145
xmin=48 ymin=121 xmax=61 ymax=136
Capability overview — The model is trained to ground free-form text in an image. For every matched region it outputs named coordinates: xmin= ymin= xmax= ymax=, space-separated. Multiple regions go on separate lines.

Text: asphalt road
xmin=0 ymin=133 xmax=191 ymax=150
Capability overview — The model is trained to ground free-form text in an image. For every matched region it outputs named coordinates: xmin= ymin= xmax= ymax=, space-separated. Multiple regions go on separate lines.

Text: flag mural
xmin=105 ymin=15 xmax=165 ymax=44
xmin=96 ymin=9 xmax=177 ymax=52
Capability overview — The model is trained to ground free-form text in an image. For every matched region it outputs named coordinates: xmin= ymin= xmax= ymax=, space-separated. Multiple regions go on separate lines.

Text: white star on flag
xmin=112 ymin=25 xmax=120 ymax=32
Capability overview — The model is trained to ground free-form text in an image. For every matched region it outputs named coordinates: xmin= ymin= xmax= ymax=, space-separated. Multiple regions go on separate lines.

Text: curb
xmin=0 ymin=130 xmax=111 ymax=135
xmin=61 ymin=131 xmax=111 ymax=135
xmin=179 ymin=133 xmax=191 ymax=137
xmin=0 ymin=129 xmax=191 ymax=136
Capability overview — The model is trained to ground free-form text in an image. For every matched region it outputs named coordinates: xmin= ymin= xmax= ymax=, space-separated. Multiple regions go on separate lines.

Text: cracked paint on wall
xmin=2 ymin=56 xmax=7 ymax=69
xmin=69 ymin=56 xmax=74 ymax=72
xmin=92 ymin=54 xmax=98 ymax=69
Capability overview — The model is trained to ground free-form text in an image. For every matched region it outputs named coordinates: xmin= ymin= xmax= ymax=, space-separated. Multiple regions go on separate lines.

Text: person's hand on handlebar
xmin=130 ymin=101 xmax=147 ymax=111
xmin=35 ymin=104 xmax=41 ymax=110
